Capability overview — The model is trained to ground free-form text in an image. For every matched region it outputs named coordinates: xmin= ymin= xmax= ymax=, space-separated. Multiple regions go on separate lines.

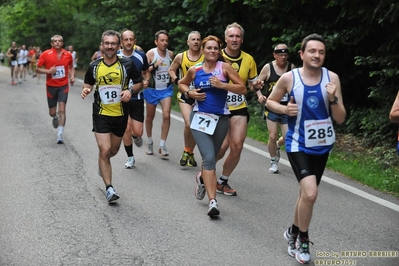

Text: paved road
xmin=0 ymin=65 xmax=398 ymax=266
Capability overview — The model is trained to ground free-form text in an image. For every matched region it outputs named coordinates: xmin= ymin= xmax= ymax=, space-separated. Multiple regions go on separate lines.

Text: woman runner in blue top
xmin=178 ymin=35 xmax=246 ymax=218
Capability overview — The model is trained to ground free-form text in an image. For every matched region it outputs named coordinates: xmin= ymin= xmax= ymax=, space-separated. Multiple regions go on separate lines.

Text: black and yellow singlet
xmin=84 ymin=57 xmax=142 ymax=116
xmin=222 ymin=49 xmax=258 ymax=111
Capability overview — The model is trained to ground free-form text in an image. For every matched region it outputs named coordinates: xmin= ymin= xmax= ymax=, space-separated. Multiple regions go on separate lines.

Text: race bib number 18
xmin=98 ymin=85 xmax=121 ymax=104
xmin=190 ymin=112 xmax=219 ymax=135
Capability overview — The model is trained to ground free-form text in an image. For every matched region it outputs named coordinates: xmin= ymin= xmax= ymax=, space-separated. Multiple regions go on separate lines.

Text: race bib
xmin=98 ymin=85 xmax=121 ymax=104
xmin=304 ymin=117 xmax=335 ymax=147
xmin=226 ymin=91 xmax=245 ymax=107
xmin=11 ymin=60 xmax=17 ymax=66
xmin=154 ymin=70 xmax=170 ymax=89
xmin=52 ymin=66 xmax=66 ymax=79
xmin=190 ymin=112 xmax=219 ymax=135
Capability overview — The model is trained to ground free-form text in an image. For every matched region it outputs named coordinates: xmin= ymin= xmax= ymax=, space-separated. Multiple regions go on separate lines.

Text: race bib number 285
xmin=304 ymin=117 xmax=335 ymax=147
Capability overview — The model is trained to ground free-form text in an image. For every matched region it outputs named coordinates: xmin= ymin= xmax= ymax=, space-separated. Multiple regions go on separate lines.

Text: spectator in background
xmin=0 ymin=50 xmax=5 ymax=65
xmin=68 ymin=45 xmax=78 ymax=79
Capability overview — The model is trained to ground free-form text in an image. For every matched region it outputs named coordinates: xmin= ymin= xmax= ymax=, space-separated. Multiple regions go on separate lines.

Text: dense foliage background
xmin=1 ymin=0 xmax=398 ymax=153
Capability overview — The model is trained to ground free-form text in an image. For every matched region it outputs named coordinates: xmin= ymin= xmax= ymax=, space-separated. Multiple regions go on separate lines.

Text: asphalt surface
xmin=0 ymin=65 xmax=398 ymax=266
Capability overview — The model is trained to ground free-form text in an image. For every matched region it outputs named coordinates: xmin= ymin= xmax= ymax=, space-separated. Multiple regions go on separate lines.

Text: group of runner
xmin=6 ymin=25 xmax=346 ymax=265
xmin=4 ymin=43 xmax=43 ymax=85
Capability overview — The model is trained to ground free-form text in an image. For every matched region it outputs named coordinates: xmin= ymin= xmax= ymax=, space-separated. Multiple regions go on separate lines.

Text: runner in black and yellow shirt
xmin=215 ymin=22 xmax=258 ymax=196
xmin=82 ymin=30 xmax=142 ymax=203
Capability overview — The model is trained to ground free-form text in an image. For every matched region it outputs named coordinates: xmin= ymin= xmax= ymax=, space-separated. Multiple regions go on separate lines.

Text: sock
xmin=58 ymin=126 xmax=64 ymax=135
xmin=106 ymin=184 xmax=113 ymax=190
xmin=299 ymin=230 xmax=309 ymax=239
xmin=160 ymin=139 xmax=166 ymax=147
xmin=184 ymin=147 xmax=192 ymax=153
xmin=124 ymin=144 xmax=133 ymax=157
xmin=147 ymin=137 xmax=153 ymax=144
xmin=218 ymin=175 xmax=229 ymax=184
xmin=290 ymin=224 xmax=299 ymax=235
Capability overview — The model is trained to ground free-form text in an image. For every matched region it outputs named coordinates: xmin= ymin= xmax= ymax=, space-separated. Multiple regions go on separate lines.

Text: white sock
xmin=58 ymin=126 xmax=64 ymax=135
xmin=147 ymin=137 xmax=153 ymax=144
xmin=160 ymin=139 xmax=166 ymax=147
xmin=219 ymin=175 xmax=229 ymax=184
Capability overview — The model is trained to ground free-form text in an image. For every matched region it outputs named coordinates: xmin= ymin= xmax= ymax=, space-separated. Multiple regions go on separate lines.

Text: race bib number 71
xmin=190 ymin=112 xmax=219 ymax=135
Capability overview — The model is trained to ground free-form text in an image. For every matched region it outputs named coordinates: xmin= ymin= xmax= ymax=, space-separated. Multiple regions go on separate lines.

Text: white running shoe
xmin=57 ymin=133 xmax=64 ymax=144
xmin=295 ymin=236 xmax=313 ymax=264
xmin=146 ymin=142 xmax=154 ymax=155
xmin=124 ymin=156 xmax=135 ymax=168
xmin=207 ymin=199 xmax=220 ymax=217
xmin=283 ymin=228 xmax=298 ymax=257
xmin=194 ymin=171 xmax=205 ymax=200
xmin=269 ymin=160 xmax=279 ymax=174
xmin=158 ymin=146 xmax=169 ymax=157
xmin=133 ymin=136 xmax=143 ymax=148
xmin=106 ymin=187 xmax=120 ymax=203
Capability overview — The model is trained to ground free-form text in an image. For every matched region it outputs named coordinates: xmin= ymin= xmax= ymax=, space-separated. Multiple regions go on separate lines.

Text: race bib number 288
xmin=190 ymin=112 xmax=219 ymax=135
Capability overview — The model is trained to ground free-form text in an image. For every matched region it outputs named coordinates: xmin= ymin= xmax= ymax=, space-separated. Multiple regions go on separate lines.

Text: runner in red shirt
xmin=36 ymin=35 xmax=75 ymax=144
xmin=28 ymin=46 xmax=36 ymax=75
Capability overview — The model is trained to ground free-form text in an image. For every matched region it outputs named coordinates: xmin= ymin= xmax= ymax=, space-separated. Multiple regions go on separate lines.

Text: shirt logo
xmin=306 ymin=96 xmax=319 ymax=109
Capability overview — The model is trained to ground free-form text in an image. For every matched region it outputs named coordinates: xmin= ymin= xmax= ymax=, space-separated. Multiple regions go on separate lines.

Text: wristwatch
xmin=329 ymin=96 xmax=338 ymax=105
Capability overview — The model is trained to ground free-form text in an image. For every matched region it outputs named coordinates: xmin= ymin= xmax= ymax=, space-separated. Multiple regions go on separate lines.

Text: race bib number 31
xmin=304 ymin=117 xmax=335 ymax=147
xmin=52 ymin=66 xmax=66 ymax=79
xmin=190 ymin=112 xmax=219 ymax=135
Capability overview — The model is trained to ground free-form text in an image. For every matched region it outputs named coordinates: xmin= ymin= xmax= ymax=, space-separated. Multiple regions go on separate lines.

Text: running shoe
xmin=269 ymin=160 xmax=279 ymax=174
xmin=124 ymin=156 xmax=135 ymax=168
xmin=276 ymin=141 xmax=281 ymax=162
xmin=52 ymin=115 xmax=59 ymax=129
xmin=207 ymin=199 xmax=220 ymax=217
xmin=11 ymin=81 xmax=17 ymax=86
xmin=179 ymin=151 xmax=189 ymax=166
xmin=295 ymin=236 xmax=313 ymax=264
xmin=194 ymin=171 xmax=205 ymax=200
xmin=188 ymin=153 xmax=197 ymax=167
xmin=57 ymin=134 xmax=64 ymax=144
xmin=106 ymin=187 xmax=120 ymax=203
xmin=133 ymin=136 xmax=143 ymax=148
xmin=158 ymin=146 xmax=169 ymax=157
xmin=216 ymin=181 xmax=237 ymax=196
xmin=146 ymin=142 xmax=154 ymax=155
xmin=283 ymin=228 xmax=298 ymax=257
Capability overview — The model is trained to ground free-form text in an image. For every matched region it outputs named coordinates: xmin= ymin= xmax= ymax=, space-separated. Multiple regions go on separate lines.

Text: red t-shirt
xmin=37 ymin=48 xmax=72 ymax=87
